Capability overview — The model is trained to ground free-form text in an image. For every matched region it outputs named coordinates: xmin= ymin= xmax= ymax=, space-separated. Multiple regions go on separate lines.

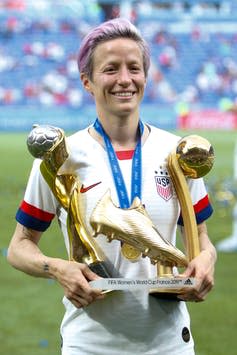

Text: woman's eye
xmin=130 ymin=66 xmax=141 ymax=72
xmin=104 ymin=67 xmax=116 ymax=73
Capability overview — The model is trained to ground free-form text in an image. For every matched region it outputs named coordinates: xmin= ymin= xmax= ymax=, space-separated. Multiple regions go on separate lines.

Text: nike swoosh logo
xmin=80 ymin=181 xmax=102 ymax=193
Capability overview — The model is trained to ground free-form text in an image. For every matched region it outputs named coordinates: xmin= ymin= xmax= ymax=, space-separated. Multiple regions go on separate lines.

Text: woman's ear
xmin=80 ymin=73 xmax=94 ymax=95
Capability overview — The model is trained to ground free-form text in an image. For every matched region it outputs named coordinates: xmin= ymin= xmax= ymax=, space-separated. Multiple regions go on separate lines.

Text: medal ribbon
xmin=93 ymin=118 xmax=144 ymax=208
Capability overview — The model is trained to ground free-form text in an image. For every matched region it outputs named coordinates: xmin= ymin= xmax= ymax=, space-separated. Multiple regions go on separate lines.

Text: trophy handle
xmin=67 ymin=183 xmax=106 ymax=260
xmin=40 ymin=163 xmax=98 ymax=260
xmin=167 ymin=151 xmax=200 ymax=261
xmin=67 ymin=183 xmax=111 ymax=279
xmin=40 ymin=163 xmax=74 ymax=210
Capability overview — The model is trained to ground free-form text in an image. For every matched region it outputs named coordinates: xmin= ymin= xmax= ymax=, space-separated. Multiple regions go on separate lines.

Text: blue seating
xmin=0 ymin=13 xmax=237 ymax=110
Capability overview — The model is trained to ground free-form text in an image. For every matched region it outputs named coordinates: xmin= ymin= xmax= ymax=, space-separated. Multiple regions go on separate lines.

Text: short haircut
xmin=77 ymin=18 xmax=150 ymax=79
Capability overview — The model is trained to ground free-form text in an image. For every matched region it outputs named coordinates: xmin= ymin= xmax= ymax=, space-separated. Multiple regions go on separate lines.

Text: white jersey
xmin=16 ymin=124 xmax=213 ymax=355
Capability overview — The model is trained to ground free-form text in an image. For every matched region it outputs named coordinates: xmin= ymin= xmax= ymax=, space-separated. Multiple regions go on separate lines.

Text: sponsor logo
xmin=80 ymin=181 xmax=102 ymax=193
xmin=184 ymin=278 xmax=194 ymax=286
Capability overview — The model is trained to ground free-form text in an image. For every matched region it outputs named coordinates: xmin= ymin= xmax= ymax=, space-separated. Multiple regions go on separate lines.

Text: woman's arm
xmin=7 ymin=223 xmax=105 ymax=308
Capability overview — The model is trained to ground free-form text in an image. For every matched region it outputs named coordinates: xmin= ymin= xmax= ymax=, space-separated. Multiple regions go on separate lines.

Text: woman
xmin=8 ymin=18 xmax=216 ymax=355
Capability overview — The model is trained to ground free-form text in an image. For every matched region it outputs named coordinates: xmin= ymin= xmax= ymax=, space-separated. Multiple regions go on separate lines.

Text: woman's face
xmin=81 ymin=38 xmax=146 ymax=120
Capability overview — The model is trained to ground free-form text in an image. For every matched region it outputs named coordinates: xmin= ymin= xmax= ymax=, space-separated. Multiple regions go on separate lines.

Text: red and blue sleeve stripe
xmin=178 ymin=195 xmax=213 ymax=226
xmin=16 ymin=200 xmax=55 ymax=232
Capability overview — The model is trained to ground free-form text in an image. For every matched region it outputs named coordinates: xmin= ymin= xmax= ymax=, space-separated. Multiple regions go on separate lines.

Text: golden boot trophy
xmin=90 ymin=135 xmax=214 ymax=299
xmin=27 ymin=125 xmax=111 ymax=278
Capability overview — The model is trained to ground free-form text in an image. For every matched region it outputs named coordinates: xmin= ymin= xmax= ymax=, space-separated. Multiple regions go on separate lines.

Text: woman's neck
xmin=104 ymin=122 xmax=139 ymax=150
xmin=89 ymin=118 xmax=150 ymax=151
xmin=96 ymin=113 xmax=140 ymax=150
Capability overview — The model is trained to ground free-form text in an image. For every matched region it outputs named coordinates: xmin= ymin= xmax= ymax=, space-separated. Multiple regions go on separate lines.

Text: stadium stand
xmin=1 ymin=0 xmax=237 ymax=130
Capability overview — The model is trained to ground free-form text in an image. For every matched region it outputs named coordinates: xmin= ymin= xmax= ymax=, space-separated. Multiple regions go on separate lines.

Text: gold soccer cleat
xmin=90 ymin=190 xmax=188 ymax=268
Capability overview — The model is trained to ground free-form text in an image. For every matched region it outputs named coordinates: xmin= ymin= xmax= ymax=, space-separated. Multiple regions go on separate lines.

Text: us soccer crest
xmin=154 ymin=168 xmax=173 ymax=201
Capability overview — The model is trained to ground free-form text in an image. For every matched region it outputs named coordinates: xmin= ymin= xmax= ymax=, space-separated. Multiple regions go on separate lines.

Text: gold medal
xmin=121 ymin=243 xmax=141 ymax=261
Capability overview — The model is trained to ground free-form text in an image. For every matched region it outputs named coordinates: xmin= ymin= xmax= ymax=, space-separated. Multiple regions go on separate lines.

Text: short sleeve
xmin=16 ymin=159 xmax=58 ymax=231
xmin=177 ymin=177 xmax=213 ymax=226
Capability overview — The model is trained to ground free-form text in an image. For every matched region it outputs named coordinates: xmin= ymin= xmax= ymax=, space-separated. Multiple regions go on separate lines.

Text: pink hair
xmin=77 ymin=18 xmax=150 ymax=79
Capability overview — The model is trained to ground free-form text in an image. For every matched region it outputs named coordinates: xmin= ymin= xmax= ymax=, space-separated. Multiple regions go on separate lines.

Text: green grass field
xmin=0 ymin=130 xmax=237 ymax=355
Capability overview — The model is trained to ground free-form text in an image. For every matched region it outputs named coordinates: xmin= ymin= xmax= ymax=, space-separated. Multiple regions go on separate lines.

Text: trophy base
xmin=89 ymin=261 xmax=111 ymax=278
xmin=149 ymin=288 xmax=183 ymax=301
xmin=89 ymin=277 xmax=195 ymax=297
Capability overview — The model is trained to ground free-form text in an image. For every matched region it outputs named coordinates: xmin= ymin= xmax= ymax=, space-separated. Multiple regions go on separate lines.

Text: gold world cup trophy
xmin=89 ymin=135 xmax=214 ymax=299
xmin=26 ymin=125 xmax=112 ymax=280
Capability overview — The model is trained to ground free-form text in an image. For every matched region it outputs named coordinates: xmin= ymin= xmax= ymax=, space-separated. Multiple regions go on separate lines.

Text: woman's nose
xmin=117 ymin=67 xmax=132 ymax=85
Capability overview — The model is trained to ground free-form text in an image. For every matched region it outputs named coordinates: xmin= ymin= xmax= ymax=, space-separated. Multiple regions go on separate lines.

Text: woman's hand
xmin=178 ymin=222 xmax=217 ymax=302
xmin=53 ymin=259 xmax=105 ymax=308
xmin=177 ymin=249 xmax=215 ymax=302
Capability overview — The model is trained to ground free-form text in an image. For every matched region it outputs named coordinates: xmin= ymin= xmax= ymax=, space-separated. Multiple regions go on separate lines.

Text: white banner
xmin=90 ymin=277 xmax=195 ymax=290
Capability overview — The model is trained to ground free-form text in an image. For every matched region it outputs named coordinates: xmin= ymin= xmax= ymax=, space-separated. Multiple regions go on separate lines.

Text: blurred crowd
xmin=1 ymin=0 xmax=237 ymax=111
xmin=0 ymin=16 xmax=89 ymax=107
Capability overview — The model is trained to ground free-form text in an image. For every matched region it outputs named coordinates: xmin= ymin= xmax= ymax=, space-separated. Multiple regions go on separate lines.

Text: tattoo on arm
xmin=43 ymin=263 xmax=50 ymax=273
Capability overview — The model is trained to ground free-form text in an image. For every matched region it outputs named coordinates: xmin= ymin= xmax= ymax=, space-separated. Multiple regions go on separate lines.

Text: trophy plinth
xmin=27 ymin=125 xmax=111 ymax=281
